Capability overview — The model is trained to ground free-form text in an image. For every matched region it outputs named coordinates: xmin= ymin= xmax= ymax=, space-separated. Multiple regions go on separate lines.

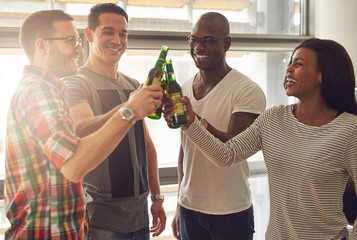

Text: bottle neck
xmin=155 ymin=59 xmax=165 ymax=69
xmin=167 ymin=73 xmax=176 ymax=82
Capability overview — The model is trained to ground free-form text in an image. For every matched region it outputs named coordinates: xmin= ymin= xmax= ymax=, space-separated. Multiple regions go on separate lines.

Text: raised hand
xmin=163 ymin=96 xmax=196 ymax=129
xmin=126 ymin=84 xmax=163 ymax=121
xmin=180 ymin=97 xmax=195 ymax=129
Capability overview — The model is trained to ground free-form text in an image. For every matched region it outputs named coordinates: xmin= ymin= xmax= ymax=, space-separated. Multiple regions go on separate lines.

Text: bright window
xmin=0 ymin=0 xmax=304 ymax=35
xmin=0 ymin=50 xmax=28 ymax=177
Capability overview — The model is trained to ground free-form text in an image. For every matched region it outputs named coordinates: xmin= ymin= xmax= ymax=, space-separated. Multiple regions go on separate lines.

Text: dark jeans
xmin=89 ymin=225 xmax=149 ymax=240
xmin=179 ymin=205 xmax=255 ymax=240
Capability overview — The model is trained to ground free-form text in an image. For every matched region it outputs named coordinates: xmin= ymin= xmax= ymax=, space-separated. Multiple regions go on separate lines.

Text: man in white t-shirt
xmin=171 ymin=12 xmax=266 ymax=240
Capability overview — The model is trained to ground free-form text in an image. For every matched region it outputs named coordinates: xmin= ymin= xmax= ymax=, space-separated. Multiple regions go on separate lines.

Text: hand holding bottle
xmin=179 ymin=97 xmax=195 ymax=129
xmin=144 ymin=45 xmax=169 ymax=119
xmin=163 ymin=96 xmax=195 ymax=129
xmin=126 ymin=84 xmax=163 ymax=121
xmin=165 ymin=59 xmax=187 ymax=128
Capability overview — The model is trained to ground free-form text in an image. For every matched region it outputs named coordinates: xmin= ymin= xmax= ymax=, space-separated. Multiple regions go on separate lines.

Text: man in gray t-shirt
xmin=63 ymin=3 xmax=166 ymax=239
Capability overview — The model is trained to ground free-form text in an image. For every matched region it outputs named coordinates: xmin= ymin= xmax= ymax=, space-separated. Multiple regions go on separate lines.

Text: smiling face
xmin=285 ymin=47 xmax=322 ymax=100
xmin=86 ymin=12 xmax=128 ymax=67
xmin=189 ymin=17 xmax=228 ymax=72
xmin=46 ymin=20 xmax=83 ymax=78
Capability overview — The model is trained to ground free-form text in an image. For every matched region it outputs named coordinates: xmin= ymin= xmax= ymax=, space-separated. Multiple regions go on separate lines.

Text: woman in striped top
xmin=168 ymin=38 xmax=357 ymax=239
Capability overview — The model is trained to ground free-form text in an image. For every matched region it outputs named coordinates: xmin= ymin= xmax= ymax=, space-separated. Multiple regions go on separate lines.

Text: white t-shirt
xmin=179 ymin=69 xmax=266 ymax=214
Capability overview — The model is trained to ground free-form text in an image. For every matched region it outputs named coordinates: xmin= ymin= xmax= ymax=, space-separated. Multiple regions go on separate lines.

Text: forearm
xmin=202 ymin=112 xmax=259 ymax=142
xmin=205 ymin=123 xmax=235 ymax=142
xmin=196 ymin=114 xmax=233 ymax=142
xmin=183 ymin=116 xmax=256 ymax=167
xmin=61 ymin=111 xmax=131 ymax=182
xmin=146 ymin=126 xmax=161 ymax=195
xmin=148 ymin=157 xmax=160 ymax=195
xmin=75 ymin=104 xmax=122 ymax=137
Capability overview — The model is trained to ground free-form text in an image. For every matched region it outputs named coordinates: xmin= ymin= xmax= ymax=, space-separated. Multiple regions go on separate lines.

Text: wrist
xmin=199 ymin=116 xmax=208 ymax=129
xmin=182 ymin=115 xmax=199 ymax=130
xmin=152 ymin=199 xmax=164 ymax=206
xmin=181 ymin=115 xmax=195 ymax=130
xmin=151 ymin=194 xmax=164 ymax=203
xmin=118 ymin=107 xmax=136 ymax=125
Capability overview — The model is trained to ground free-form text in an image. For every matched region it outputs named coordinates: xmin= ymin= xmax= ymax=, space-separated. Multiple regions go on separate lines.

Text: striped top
xmin=184 ymin=104 xmax=357 ymax=239
xmin=5 ymin=65 xmax=87 ymax=239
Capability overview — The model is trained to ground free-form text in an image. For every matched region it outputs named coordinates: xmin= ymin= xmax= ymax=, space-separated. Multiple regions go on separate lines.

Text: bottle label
xmin=171 ymin=93 xmax=184 ymax=115
xmin=152 ymin=76 xmax=162 ymax=85
xmin=145 ymin=68 xmax=163 ymax=86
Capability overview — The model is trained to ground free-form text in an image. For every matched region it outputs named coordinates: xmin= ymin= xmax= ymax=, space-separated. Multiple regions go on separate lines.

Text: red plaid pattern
xmin=5 ymin=65 xmax=88 ymax=239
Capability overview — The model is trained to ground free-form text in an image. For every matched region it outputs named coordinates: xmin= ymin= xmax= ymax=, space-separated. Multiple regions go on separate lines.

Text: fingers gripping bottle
xmin=165 ymin=59 xmax=187 ymax=128
xmin=145 ymin=45 xmax=169 ymax=119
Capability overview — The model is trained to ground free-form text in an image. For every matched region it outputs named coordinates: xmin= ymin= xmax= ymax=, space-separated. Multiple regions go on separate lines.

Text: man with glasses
xmin=63 ymin=3 xmax=166 ymax=239
xmin=44 ymin=35 xmax=82 ymax=49
xmin=4 ymin=10 xmax=162 ymax=239
xmin=171 ymin=12 xmax=266 ymax=240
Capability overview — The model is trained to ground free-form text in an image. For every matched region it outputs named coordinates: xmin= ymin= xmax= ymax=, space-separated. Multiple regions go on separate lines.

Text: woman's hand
xmin=181 ymin=96 xmax=195 ymax=129
xmin=163 ymin=95 xmax=195 ymax=129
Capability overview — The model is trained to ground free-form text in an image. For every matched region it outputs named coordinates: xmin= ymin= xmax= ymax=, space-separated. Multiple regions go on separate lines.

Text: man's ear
xmin=85 ymin=27 xmax=94 ymax=42
xmin=224 ymin=36 xmax=231 ymax=52
xmin=35 ymin=38 xmax=47 ymax=56
xmin=318 ymin=72 xmax=322 ymax=84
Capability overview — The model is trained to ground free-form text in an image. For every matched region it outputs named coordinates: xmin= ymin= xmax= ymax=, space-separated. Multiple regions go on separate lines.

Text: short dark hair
xmin=20 ymin=10 xmax=73 ymax=60
xmin=199 ymin=12 xmax=230 ymax=36
xmin=288 ymin=38 xmax=357 ymax=114
xmin=88 ymin=3 xmax=128 ymax=31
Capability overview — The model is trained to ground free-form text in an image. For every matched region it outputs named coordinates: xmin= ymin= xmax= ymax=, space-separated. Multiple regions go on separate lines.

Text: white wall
xmin=315 ymin=0 xmax=357 ymax=79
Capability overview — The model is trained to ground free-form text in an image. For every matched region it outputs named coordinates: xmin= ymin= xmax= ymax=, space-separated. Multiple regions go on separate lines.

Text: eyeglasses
xmin=43 ymin=35 xmax=82 ymax=49
xmin=186 ymin=35 xmax=227 ymax=47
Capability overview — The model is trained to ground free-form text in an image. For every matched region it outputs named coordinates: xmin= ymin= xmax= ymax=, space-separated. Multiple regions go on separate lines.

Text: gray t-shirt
xmin=63 ymin=67 xmax=149 ymax=233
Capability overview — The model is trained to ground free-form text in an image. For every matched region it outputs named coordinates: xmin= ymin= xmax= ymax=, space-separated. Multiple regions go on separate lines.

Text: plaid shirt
xmin=4 ymin=65 xmax=88 ymax=239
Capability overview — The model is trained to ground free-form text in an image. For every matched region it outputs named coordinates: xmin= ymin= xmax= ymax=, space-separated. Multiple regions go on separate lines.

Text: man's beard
xmin=48 ymin=51 xmax=78 ymax=78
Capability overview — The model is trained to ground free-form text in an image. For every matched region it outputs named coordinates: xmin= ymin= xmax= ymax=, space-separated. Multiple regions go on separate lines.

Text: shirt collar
xmin=23 ymin=65 xmax=67 ymax=92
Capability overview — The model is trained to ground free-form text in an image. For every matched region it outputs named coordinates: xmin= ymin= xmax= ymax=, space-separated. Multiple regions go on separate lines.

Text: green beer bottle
xmin=165 ymin=59 xmax=187 ymax=128
xmin=145 ymin=45 xmax=169 ymax=119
